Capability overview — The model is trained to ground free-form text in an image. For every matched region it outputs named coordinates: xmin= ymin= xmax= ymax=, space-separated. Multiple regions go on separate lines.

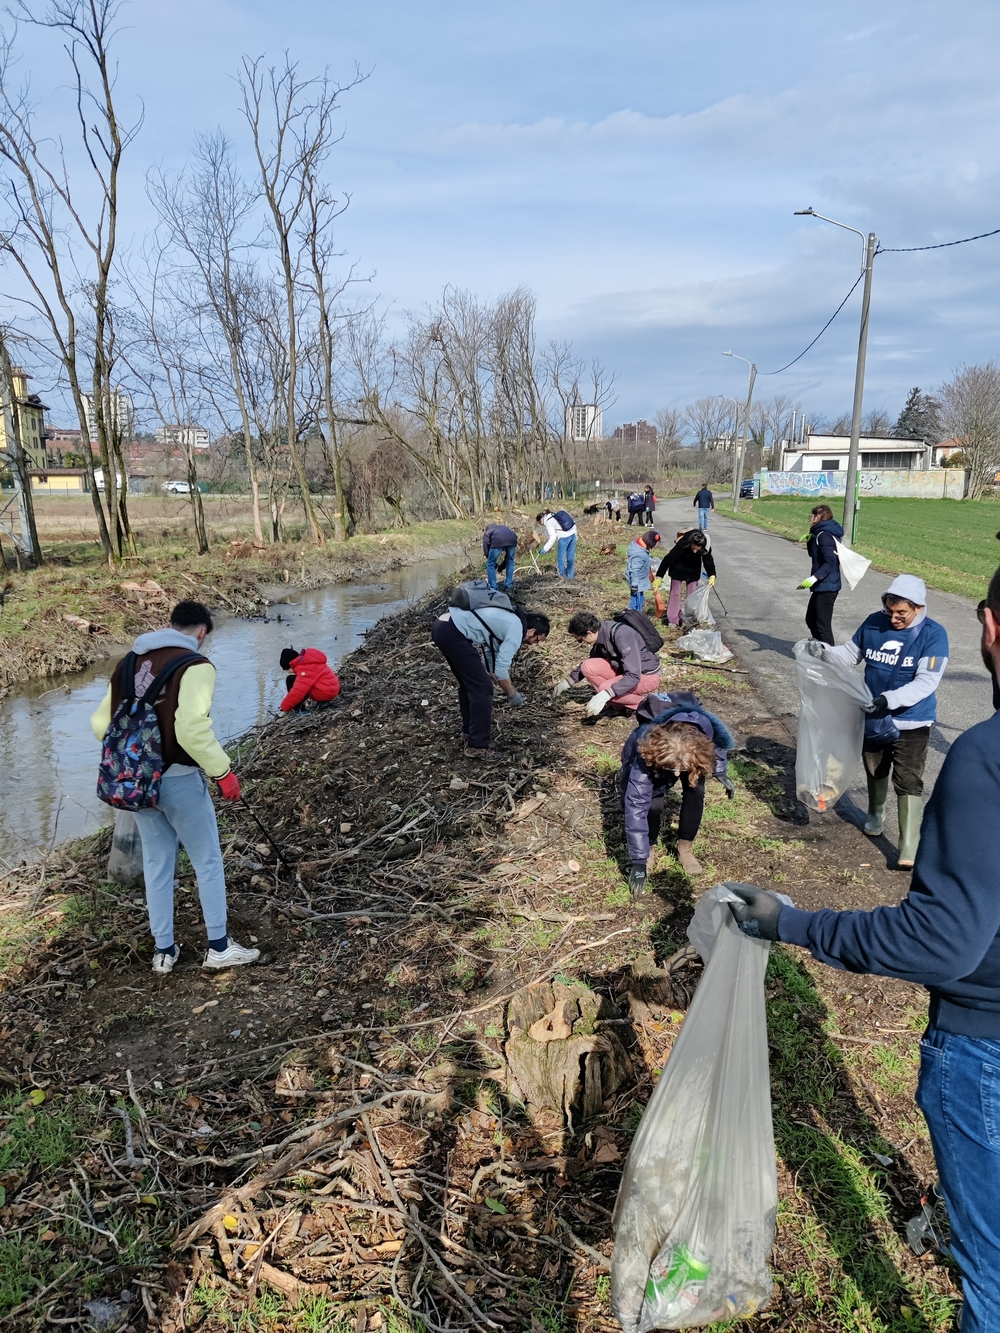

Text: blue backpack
xmin=553 ymin=509 xmax=575 ymax=530
xmin=97 ymin=651 xmax=203 ymax=810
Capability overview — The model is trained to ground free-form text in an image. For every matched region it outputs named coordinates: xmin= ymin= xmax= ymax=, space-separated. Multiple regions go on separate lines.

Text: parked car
xmin=163 ymin=480 xmax=190 ymax=495
xmin=739 ymin=478 xmax=756 ymax=499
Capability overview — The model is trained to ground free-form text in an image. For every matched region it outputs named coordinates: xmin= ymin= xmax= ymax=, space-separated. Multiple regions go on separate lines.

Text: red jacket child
xmin=279 ymin=647 xmax=341 ymax=712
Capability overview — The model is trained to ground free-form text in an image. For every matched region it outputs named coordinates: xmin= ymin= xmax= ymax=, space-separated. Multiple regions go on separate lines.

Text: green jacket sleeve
xmin=90 ymin=686 xmax=112 ymax=742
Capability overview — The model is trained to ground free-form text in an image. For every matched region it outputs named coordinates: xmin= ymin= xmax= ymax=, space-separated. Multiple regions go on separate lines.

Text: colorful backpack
xmin=96 ymin=651 xmax=203 ymax=809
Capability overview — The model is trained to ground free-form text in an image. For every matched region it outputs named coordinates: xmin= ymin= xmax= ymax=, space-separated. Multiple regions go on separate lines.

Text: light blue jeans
xmin=132 ymin=769 xmax=228 ymax=950
xmin=698 ymin=507 xmax=710 ymax=530
xmin=917 ymin=1025 xmax=1000 ymax=1331
xmin=486 ymin=544 xmax=516 ymax=590
xmin=557 ymin=533 xmax=577 ymax=578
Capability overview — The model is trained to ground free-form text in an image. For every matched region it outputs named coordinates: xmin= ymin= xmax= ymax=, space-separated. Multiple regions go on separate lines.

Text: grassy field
xmin=716 ymin=496 xmax=1000 ymax=600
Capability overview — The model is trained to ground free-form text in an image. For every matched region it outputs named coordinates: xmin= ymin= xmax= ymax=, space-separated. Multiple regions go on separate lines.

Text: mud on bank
xmin=0 ymin=534 xmax=961 ymax=1332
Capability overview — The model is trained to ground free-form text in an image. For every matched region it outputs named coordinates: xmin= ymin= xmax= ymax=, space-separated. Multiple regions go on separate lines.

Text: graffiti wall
xmin=759 ymin=469 xmax=966 ymax=499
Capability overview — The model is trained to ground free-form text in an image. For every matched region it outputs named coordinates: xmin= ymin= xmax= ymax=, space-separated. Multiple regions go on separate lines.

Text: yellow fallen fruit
xmin=222 ymin=1214 xmax=240 ymax=1234
xmin=140 ymin=1195 xmax=158 ymax=1207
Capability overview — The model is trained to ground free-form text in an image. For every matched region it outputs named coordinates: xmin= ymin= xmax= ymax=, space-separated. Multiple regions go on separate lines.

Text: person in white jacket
xmin=537 ymin=508 xmax=578 ymax=579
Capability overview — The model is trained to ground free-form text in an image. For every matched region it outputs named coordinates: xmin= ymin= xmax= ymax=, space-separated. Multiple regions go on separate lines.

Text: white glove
xmin=552 ymin=679 xmax=571 ymax=699
xmin=585 ymin=689 xmax=613 ymax=717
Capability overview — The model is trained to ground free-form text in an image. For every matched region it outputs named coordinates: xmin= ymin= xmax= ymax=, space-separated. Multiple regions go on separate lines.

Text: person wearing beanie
xmin=279 ymin=646 xmax=341 ymax=713
xmin=625 ymin=529 xmax=661 ymax=611
xmin=821 ymin=573 xmax=948 ymax=868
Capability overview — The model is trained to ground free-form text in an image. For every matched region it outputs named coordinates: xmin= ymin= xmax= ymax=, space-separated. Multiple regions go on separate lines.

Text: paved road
xmin=654 ymin=494 xmax=994 ymax=837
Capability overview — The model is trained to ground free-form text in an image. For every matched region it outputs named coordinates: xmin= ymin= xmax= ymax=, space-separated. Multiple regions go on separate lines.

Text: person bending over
xmin=656 ymin=530 xmax=716 ymax=626
xmin=279 ymin=646 xmax=341 ymax=713
xmin=553 ymin=611 xmax=661 ymax=717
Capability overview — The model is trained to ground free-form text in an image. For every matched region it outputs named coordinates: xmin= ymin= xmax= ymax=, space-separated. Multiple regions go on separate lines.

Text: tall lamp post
xmin=794 ymin=208 xmax=877 ymax=545
xmin=723 ymin=351 xmax=756 ymax=511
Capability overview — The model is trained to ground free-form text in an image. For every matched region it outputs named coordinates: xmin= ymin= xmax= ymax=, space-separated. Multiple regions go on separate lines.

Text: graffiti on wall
xmin=760 ymin=470 xmax=966 ymax=499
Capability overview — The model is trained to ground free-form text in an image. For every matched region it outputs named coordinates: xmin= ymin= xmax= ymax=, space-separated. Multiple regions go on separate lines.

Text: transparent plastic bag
xmin=681 ymin=583 xmax=715 ymax=628
xmin=794 ymin=638 xmax=872 ymax=812
xmin=675 ymin=630 xmax=733 ymax=664
xmin=611 ymin=886 xmax=777 ymax=1330
xmin=106 ymin=810 xmax=144 ymax=885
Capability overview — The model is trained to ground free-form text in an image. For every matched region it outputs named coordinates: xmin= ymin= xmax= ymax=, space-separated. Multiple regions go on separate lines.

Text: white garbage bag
xmin=681 ymin=583 xmax=715 ymax=628
xmin=794 ymin=638 xmax=872 ymax=812
xmin=833 ymin=538 xmax=872 ymax=592
xmin=675 ymin=630 xmax=733 ymax=665
xmin=106 ymin=810 xmax=144 ymax=885
xmin=611 ymin=885 xmax=778 ymax=1330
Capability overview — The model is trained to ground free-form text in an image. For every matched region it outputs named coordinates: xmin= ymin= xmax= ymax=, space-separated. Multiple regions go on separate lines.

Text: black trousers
xmin=648 ymin=772 xmax=706 ymax=845
xmin=863 ymin=726 xmax=931 ymax=797
xmin=431 ymin=617 xmax=494 ymax=749
xmin=805 ymin=590 xmax=838 ymax=646
xmin=627 ymin=510 xmax=643 ymax=525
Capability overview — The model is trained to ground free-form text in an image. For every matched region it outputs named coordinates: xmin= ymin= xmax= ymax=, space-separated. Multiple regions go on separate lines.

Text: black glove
xmin=865 ymin=694 xmax=890 ymax=719
xmin=718 ymin=774 xmax=735 ymax=800
xmin=728 ymin=883 xmax=784 ymax=941
xmin=628 ymin=865 xmax=648 ymax=897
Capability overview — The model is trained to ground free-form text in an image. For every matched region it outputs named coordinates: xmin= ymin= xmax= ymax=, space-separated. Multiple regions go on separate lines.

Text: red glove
xmin=216 ymin=771 xmax=241 ymax=802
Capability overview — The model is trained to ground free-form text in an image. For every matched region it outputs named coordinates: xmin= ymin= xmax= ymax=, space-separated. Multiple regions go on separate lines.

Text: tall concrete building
xmin=565 ymin=403 xmax=603 ymax=444
xmin=156 ymin=423 xmax=211 ymax=451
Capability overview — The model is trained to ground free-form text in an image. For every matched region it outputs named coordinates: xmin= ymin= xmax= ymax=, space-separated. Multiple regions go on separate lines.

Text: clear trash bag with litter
xmin=106 ymin=810 xmax=144 ymax=885
xmin=681 ymin=583 xmax=715 ymax=628
xmin=793 ymin=638 xmax=872 ymax=812
xmin=611 ymin=885 xmax=778 ymax=1330
xmin=675 ymin=630 xmax=733 ymax=664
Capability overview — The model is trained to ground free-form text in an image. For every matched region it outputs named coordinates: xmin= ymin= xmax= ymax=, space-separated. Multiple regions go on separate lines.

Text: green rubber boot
xmin=863 ymin=774 xmax=889 ymax=836
xmin=896 ymin=794 xmax=923 ymax=868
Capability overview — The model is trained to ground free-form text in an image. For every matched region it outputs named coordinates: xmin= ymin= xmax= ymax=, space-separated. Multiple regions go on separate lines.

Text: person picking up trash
xmin=279 ymin=646 xmax=341 ymax=713
xmin=621 ymin=691 xmax=734 ymax=886
xmin=625 ymin=528 xmax=661 ymax=612
xmin=482 ymin=521 xmax=518 ymax=591
xmin=554 ymin=610 xmax=662 ymax=718
xmin=727 ymin=563 xmax=1000 ymax=1333
xmin=656 ymin=528 xmax=716 ymax=626
xmin=91 ymin=600 xmax=259 ymax=975
xmin=818 ymin=574 xmax=947 ymax=868
xmin=536 ymin=507 xmax=578 ymax=579
xmin=798 ymin=503 xmax=843 ymax=646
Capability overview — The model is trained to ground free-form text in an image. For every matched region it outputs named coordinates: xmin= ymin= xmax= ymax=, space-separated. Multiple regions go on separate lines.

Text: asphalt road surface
xmin=654 ymin=493 xmax=994 ymax=841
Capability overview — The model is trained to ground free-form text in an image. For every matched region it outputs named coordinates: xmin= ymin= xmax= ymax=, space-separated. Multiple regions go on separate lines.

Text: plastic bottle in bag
xmin=793 ymin=639 xmax=872 ymax=812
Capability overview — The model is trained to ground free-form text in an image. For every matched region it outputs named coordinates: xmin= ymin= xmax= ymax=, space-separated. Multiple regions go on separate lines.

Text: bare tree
xmin=862 ymin=408 xmax=893 ymax=436
xmin=939 ymin=362 xmax=1000 ymax=499
xmin=683 ymin=396 xmax=733 ymax=449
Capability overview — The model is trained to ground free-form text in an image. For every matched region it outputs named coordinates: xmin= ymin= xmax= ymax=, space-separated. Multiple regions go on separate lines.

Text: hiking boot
xmin=463 ymin=745 xmax=495 ymax=758
xmin=676 ymin=840 xmax=703 ymax=876
xmin=896 ymin=794 xmax=923 ymax=868
xmin=203 ymin=940 xmax=261 ymax=970
xmin=864 ymin=774 xmax=889 ymax=836
xmin=152 ymin=943 xmax=180 ymax=975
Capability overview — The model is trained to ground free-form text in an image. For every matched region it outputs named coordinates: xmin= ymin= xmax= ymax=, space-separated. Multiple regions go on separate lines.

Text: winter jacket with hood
xmin=620 ymin=692 xmax=734 ymax=864
xmin=806 ymin=516 xmax=843 ymax=592
xmin=626 ymin=537 xmax=657 ymax=589
xmin=656 ymin=535 xmax=716 ymax=584
xmin=282 ymin=648 xmax=342 ymax=712
xmin=567 ymin=620 xmax=660 ymax=698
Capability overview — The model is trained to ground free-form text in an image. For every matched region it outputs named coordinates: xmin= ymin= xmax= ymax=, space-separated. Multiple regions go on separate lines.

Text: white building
xmin=780 ymin=433 xmax=929 ymax=472
xmin=82 ymin=389 xmax=134 ymax=443
xmin=155 ymin=423 xmax=211 ymax=451
xmin=565 ymin=403 xmax=603 ymax=444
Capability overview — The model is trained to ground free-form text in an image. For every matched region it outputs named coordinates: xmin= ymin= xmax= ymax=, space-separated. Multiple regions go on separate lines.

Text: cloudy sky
xmin=14 ymin=0 xmax=1000 ymax=428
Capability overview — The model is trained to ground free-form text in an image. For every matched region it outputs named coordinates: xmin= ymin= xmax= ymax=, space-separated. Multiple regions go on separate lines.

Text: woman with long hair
xmin=656 ymin=529 xmax=716 ymax=626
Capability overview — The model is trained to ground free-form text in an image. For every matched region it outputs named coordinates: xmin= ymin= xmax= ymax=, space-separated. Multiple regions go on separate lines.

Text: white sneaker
xmin=152 ymin=944 xmax=180 ymax=975
xmin=202 ymin=940 xmax=261 ymax=970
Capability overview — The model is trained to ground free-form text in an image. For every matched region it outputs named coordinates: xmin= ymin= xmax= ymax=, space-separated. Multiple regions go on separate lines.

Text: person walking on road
xmin=643 ymin=485 xmax=656 ymax=526
xmin=553 ymin=611 xmax=661 ymax=717
xmin=483 ymin=521 xmax=518 ymax=591
xmin=656 ymin=530 xmax=716 ymax=626
xmin=693 ymin=483 xmax=714 ymax=530
xmin=431 ymin=601 xmax=549 ymax=757
xmin=799 ymin=503 xmax=843 ymax=646
xmin=729 ymin=566 xmax=1000 ymax=1332
xmin=626 ymin=529 xmax=661 ymax=611
xmin=537 ymin=508 xmax=578 ymax=579
xmin=91 ymin=600 xmax=260 ymax=975
xmin=823 ymin=574 xmax=948 ymax=868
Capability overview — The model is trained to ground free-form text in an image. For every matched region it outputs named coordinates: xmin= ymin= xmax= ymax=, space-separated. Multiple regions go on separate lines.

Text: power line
xmin=758 ymin=270 xmax=864 ymax=376
xmin=878 ymin=226 xmax=1000 ymax=254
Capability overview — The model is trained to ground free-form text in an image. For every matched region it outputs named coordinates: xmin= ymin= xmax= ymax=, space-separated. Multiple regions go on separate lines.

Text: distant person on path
xmin=91 ymin=600 xmax=260 ymax=975
xmin=553 ymin=610 xmax=661 ymax=717
xmin=279 ymin=646 xmax=341 ymax=713
xmin=799 ymin=503 xmax=843 ymax=646
xmin=643 ymin=485 xmax=656 ymax=526
xmin=823 ymin=574 xmax=948 ymax=868
xmin=482 ymin=521 xmax=518 ymax=591
xmin=626 ymin=492 xmax=646 ymax=526
xmin=656 ymin=530 xmax=716 ymax=626
xmin=693 ymin=483 xmax=714 ymax=530
xmin=431 ymin=599 xmax=550 ymax=757
xmin=728 ymin=564 xmax=1000 ymax=1333
xmin=626 ymin=529 xmax=661 ymax=611
xmin=537 ymin=508 xmax=578 ymax=579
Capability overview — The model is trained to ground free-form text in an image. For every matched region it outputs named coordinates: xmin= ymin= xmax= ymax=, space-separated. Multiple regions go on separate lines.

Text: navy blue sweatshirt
xmin=806 ymin=517 xmax=843 ymax=592
xmin=778 ymin=709 xmax=1000 ymax=1038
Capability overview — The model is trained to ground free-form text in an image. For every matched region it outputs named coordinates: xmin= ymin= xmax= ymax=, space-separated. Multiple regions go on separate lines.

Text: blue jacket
xmin=852 ymin=611 xmax=948 ymax=727
xmin=778 ymin=709 xmax=1000 ymax=1038
xmin=626 ymin=539 xmax=653 ymax=589
xmin=806 ymin=517 xmax=843 ymax=592
xmin=620 ymin=693 xmax=734 ymax=864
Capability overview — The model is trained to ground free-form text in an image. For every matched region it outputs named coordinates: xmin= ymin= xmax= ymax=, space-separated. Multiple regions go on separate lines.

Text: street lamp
xmin=794 ymin=207 xmax=877 ymax=545
xmin=723 ymin=350 xmax=756 ymax=511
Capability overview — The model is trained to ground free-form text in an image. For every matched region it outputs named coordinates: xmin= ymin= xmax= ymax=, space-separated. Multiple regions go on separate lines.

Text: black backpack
xmin=612 ymin=608 xmax=664 ymax=653
xmin=553 ymin=509 xmax=575 ymax=531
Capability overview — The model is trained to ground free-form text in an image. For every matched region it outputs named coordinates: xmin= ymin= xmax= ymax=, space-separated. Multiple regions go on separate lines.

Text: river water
xmin=0 ymin=552 xmax=467 ymax=864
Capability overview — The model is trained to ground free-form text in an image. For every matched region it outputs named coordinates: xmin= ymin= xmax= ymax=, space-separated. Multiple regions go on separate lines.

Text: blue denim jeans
xmin=629 ymin=586 xmax=646 ymax=612
xmin=916 ymin=1025 xmax=1000 ymax=1331
xmin=698 ymin=507 xmax=710 ymax=530
xmin=557 ymin=533 xmax=577 ymax=578
xmin=132 ymin=768 xmax=228 ymax=949
xmin=486 ymin=544 xmax=516 ymax=590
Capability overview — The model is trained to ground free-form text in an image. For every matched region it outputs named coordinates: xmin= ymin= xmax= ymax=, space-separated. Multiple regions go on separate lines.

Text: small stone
xmin=340 ymin=822 xmax=352 ymax=833
xmin=449 ymin=777 xmax=468 ymax=790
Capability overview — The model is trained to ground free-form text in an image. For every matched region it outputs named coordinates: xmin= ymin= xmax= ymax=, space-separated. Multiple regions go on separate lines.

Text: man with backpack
xmin=90 ymin=600 xmax=259 ymax=975
xmin=431 ymin=581 xmax=550 ymax=756
xmin=482 ymin=521 xmax=519 ymax=592
xmin=537 ymin=508 xmax=578 ymax=579
xmin=553 ymin=610 xmax=662 ymax=717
